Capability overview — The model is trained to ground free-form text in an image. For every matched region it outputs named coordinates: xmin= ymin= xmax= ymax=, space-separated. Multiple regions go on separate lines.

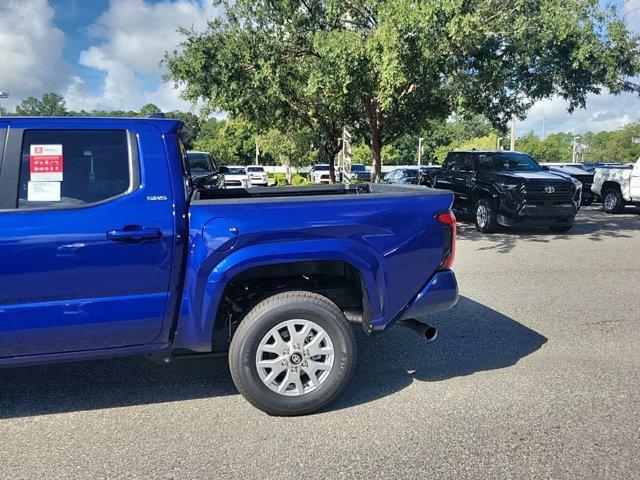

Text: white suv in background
xmin=247 ymin=165 xmax=268 ymax=187
xmin=219 ymin=166 xmax=251 ymax=189
xmin=308 ymin=164 xmax=332 ymax=184
xmin=592 ymin=159 xmax=640 ymax=213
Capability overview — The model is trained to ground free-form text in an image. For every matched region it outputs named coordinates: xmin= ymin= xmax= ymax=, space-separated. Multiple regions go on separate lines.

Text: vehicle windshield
xmin=314 ymin=165 xmax=330 ymax=171
xmin=187 ymin=152 xmax=216 ymax=173
xmin=351 ymin=164 xmax=367 ymax=171
xmin=227 ymin=167 xmax=247 ymax=175
xmin=478 ymin=152 xmax=542 ymax=172
xmin=247 ymin=166 xmax=265 ymax=173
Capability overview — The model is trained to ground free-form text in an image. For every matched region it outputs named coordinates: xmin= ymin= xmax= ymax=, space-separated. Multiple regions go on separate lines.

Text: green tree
xmin=167 ymin=0 xmax=640 ymax=182
xmin=15 ymin=93 xmax=67 ymax=116
xmin=193 ymin=117 xmax=257 ymax=165
xmin=583 ymin=124 xmax=640 ymax=163
xmin=138 ymin=103 xmax=162 ymax=117
xmin=259 ymin=128 xmax=316 ymax=180
xmin=516 ymin=132 xmax=573 ymax=162
xmin=166 ymin=2 xmax=360 ymax=182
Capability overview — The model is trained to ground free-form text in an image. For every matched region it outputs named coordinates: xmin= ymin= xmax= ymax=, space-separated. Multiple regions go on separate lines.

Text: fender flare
xmin=175 ymin=238 xmax=385 ymax=351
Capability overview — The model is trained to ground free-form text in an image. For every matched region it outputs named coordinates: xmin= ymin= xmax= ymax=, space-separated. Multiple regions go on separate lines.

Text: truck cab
xmin=0 ymin=117 xmax=459 ymax=415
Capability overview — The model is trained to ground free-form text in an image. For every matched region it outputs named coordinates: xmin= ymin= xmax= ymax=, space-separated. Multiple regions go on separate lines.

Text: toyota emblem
xmin=545 ymin=186 xmax=556 ymax=194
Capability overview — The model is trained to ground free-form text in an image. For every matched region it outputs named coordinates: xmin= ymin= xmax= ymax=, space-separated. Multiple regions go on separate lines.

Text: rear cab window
xmin=17 ymin=129 xmax=132 ymax=209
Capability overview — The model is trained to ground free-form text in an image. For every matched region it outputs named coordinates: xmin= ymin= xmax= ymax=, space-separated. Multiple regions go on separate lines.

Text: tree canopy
xmin=167 ymin=0 xmax=640 ymax=181
xmin=15 ymin=93 xmax=68 ymax=116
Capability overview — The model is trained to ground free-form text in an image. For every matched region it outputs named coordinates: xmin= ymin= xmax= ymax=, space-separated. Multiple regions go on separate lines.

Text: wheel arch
xmin=174 ymin=240 xmax=383 ymax=352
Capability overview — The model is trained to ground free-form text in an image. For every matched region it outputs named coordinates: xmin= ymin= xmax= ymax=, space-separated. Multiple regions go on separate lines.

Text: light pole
xmin=510 ymin=118 xmax=516 ymax=151
xmin=417 ymin=137 xmax=423 ymax=166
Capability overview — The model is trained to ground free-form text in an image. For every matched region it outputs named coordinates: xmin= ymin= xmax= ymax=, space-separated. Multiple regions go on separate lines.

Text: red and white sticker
xmin=30 ymin=144 xmax=63 ymax=181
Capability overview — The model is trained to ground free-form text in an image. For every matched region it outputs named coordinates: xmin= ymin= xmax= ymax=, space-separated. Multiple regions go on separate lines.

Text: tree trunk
xmin=371 ymin=125 xmax=383 ymax=182
xmin=324 ymin=143 xmax=341 ymax=184
xmin=365 ymin=98 xmax=384 ymax=182
xmin=328 ymin=153 xmax=336 ymax=184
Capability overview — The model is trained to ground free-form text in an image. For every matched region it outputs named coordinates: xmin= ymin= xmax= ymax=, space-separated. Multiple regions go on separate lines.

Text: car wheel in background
xmin=475 ymin=198 xmax=498 ymax=233
xmin=229 ymin=291 xmax=356 ymax=416
xmin=602 ymin=188 xmax=626 ymax=214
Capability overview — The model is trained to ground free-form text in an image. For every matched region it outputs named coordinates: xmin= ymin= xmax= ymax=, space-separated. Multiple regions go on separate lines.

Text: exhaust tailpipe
xmin=398 ymin=318 xmax=437 ymax=341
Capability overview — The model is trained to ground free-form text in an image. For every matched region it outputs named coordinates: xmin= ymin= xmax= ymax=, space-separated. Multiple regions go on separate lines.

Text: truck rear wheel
xmin=228 ymin=291 xmax=356 ymax=416
xmin=602 ymin=188 xmax=626 ymax=214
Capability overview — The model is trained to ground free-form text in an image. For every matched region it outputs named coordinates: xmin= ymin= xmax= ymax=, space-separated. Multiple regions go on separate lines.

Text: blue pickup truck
xmin=0 ymin=117 xmax=458 ymax=415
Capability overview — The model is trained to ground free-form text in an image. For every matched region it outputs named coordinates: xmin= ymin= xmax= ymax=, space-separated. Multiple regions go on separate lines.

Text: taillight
xmin=436 ymin=211 xmax=457 ymax=269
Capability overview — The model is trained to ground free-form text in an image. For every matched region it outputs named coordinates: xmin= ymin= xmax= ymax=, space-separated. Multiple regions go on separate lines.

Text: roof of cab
xmin=0 ymin=116 xmax=184 ymax=135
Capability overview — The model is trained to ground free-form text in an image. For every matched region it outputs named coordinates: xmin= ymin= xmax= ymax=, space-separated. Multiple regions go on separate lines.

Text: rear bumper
xmin=398 ymin=270 xmax=459 ymax=321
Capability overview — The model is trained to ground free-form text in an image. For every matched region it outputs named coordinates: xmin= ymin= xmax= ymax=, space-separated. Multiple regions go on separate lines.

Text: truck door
xmin=436 ymin=154 xmax=466 ymax=208
xmin=630 ymin=161 xmax=640 ymax=201
xmin=0 ymin=122 xmax=175 ymax=358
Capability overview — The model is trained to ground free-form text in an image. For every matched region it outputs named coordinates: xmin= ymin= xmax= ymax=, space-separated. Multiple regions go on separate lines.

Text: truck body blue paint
xmin=0 ymin=117 xmax=458 ymax=367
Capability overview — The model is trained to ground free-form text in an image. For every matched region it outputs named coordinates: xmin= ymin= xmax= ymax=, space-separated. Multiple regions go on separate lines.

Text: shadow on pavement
xmin=330 ymin=296 xmax=547 ymax=411
xmin=457 ymin=205 xmax=640 ymax=254
xmin=0 ymin=297 xmax=546 ymax=418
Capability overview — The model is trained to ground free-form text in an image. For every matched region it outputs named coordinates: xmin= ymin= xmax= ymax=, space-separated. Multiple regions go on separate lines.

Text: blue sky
xmin=1 ymin=0 xmax=639 ymax=136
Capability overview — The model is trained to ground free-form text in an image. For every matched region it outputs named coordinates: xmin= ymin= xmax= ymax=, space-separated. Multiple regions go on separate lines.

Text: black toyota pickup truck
xmin=432 ymin=150 xmax=581 ymax=233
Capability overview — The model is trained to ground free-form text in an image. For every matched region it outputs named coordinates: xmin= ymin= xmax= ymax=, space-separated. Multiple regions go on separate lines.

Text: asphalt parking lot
xmin=0 ymin=205 xmax=638 ymax=479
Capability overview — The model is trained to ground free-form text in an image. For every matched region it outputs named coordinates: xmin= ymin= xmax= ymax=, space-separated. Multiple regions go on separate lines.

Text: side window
xmin=385 ymin=170 xmax=397 ymax=181
xmin=18 ymin=130 xmax=131 ymax=209
xmin=445 ymin=154 xmax=461 ymax=171
xmin=459 ymin=154 xmax=475 ymax=172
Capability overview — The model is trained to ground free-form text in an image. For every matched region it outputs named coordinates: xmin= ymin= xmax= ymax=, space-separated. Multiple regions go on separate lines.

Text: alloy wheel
xmin=255 ymin=319 xmax=335 ymax=396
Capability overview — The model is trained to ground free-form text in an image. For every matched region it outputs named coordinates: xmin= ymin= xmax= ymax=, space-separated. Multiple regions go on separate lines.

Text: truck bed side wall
xmin=176 ymin=192 xmax=454 ymax=352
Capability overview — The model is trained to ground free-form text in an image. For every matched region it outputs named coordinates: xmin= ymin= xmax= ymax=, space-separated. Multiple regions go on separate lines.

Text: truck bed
xmin=186 ymin=182 xmax=454 ymax=338
xmin=193 ymin=183 xmax=448 ymax=202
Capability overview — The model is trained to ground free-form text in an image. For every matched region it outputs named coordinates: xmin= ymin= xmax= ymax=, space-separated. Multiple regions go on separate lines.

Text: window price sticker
xmin=27 ymin=181 xmax=61 ymax=202
xmin=30 ymin=144 xmax=63 ymax=181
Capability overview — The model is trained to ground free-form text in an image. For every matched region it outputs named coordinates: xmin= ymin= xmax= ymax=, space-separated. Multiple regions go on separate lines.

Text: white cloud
xmin=68 ymin=0 xmax=220 ymax=112
xmin=0 ymin=0 xmax=68 ymax=109
xmin=519 ymin=90 xmax=640 ymax=137
xmin=623 ymin=0 xmax=640 ymax=25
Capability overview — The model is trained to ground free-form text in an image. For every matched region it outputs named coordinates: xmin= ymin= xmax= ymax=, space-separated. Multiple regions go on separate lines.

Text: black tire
xmin=229 ymin=291 xmax=356 ymax=416
xmin=474 ymin=198 xmax=498 ymax=233
xmin=549 ymin=225 xmax=573 ymax=233
xmin=602 ymin=188 xmax=626 ymax=214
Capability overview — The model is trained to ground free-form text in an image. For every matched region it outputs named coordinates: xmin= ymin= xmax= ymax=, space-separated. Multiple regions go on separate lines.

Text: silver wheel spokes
xmin=256 ymin=319 xmax=334 ymax=397
xmin=477 ymin=204 xmax=488 ymax=227
xmin=604 ymin=193 xmax=616 ymax=210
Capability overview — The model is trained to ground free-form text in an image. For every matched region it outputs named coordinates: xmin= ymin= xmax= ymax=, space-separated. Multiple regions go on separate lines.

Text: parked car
xmin=432 ymin=150 xmax=581 ymax=233
xmin=219 ymin=165 xmax=251 ymax=189
xmin=543 ymin=165 xmax=596 ymax=205
xmin=382 ymin=167 xmax=420 ymax=185
xmin=247 ymin=165 xmax=269 ymax=187
xmin=308 ymin=164 xmax=332 ymax=184
xmin=186 ymin=150 xmax=224 ymax=190
xmin=0 ymin=116 xmax=459 ymax=415
xmin=591 ymin=159 xmax=640 ymax=213
xmin=346 ymin=164 xmax=371 ymax=182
